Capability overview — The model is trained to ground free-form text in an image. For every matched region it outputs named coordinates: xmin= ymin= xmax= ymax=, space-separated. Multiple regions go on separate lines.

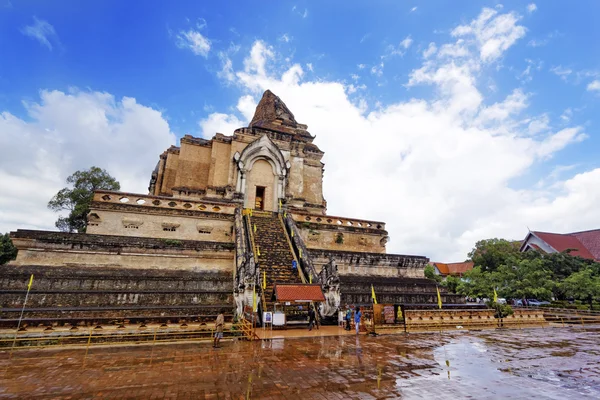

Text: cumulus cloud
xmin=21 ymin=17 xmax=59 ymax=50
xmin=423 ymin=42 xmax=437 ymax=59
xmin=587 ymin=80 xmax=600 ymax=92
xmin=527 ymin=4 xmax=537 ymax=13
xmin=198 ymin=6 xmax=593 ymax=261
xmin=176 ymin=29 xmax=211 ymax=57
xmin=0 ymin=89 xmax=175 ymax=233
xmin=451 ymin=7 xmax=526 ymax=63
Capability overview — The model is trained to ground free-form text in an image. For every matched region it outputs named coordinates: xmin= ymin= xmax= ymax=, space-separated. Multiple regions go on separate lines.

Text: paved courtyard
xmin=1 ymin=326 xmax=599 ymax=399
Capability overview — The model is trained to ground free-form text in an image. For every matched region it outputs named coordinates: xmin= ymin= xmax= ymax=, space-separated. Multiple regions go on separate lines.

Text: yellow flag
xmin=436 ymin=287 xmax=442 ymax=309
xmin=253 ymin=224 xmax=256 ymax=233
xmin=299 ymin=248 xmax=302 ymax=259
xmin=27 ymin=274 xmax=34 ymax=290
xmin=279 ymin=199 xmax=282 ymax=209
xmin=263 ymin=271 xmax=266 ymax=289
xmin=256 ymin=246 xmax=261 ymax=256
xmin=309 ymin=273 xmax=312 ymax=284
xmin=371 ymin=284 xmax=377 ymax=305
xmin=252 ymin=285 xmax=257 ymax=312
xmin=493 ymin=288 xmax=498 ymax=303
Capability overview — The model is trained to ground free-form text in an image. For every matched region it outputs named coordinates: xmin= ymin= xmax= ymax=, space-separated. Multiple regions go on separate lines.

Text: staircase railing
xmin=281 ymin=212 xmax=321 ymax=285
xmin=243 ymin=209 xmax=267 ymax=317
xmin=280 ymin=212 xmax=322 ymax=326
xmin=278 ymin=213 xmax=308 ymax=284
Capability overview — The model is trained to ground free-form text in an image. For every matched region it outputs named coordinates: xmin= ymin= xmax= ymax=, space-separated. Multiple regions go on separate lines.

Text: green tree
xmin=424 ymin=264 xmax=442 ymax=283
xmin=561 ymin=268 xmax=600 ymax=310
xmin=493 ymin=257 xmax=554 ymax=301
xmin=467 ymin=238 xmax=522 ymax=272
xmin=457 ymin=266 xmax=494 ymax=299
xmin=538 ymin=252 xmax=596 ymax=299
xmin=442 ymin=275 xmax=461 ymax=294
xmin=48 ymin=167 xmax=120 ymax=233
xmin=0 ymin=233 xmax=18 ymax=265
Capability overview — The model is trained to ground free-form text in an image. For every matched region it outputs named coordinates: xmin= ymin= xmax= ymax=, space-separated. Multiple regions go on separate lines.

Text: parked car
xmin=526 ymin=299 xmax=550 ymax=306
xmin=497 ymin=298 xmax=507 ymax=305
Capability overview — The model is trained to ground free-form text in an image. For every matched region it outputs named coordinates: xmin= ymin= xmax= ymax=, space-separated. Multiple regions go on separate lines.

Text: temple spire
xmin=249 ymin=90 xmax=298 ymax=128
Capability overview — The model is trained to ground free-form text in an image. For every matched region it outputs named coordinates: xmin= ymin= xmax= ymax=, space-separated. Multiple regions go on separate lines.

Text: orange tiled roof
xmin=273 ymin=284 xmax=325 ymax=302
xmin=433 ymin=262 xmax=449 ymax=275
xmin=433 ymin=261 xmax=473 ymax=276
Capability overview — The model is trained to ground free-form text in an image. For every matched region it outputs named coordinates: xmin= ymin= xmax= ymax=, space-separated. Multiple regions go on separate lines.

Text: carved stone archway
xmin=234 ymin=135 xmax=290 ymax=212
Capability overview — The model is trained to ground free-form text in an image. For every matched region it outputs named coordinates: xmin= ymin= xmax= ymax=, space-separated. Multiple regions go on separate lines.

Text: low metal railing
xmin=2 ymin=320 xmax=257 ymax=354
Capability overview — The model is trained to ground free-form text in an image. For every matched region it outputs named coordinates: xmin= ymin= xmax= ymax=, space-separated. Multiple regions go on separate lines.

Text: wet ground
xmin=1 ymin=325 xmax=599 ymax=399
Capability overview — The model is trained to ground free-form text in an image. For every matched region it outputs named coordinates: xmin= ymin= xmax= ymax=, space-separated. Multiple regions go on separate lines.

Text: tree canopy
xmin=467 ymin=238 xmax=521 ymax=272
xmin=0 ymin=233 xmax=17 ymax=265
xmin=48 ymin=167 xmax=120 ymax=233
xmin=459 ymin=237 xmax=600 ymax=307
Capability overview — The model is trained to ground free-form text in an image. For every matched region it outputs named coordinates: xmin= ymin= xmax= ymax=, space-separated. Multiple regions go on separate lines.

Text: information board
xmin=273 ymin=312 xmax=286 ymax=326
xmin=383 ymin=305 xmax=395 ymax=324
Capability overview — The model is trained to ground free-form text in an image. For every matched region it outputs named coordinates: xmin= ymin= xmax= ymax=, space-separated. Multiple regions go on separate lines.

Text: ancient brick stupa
xmin=6 ymin=90 xmax=460 ymax=327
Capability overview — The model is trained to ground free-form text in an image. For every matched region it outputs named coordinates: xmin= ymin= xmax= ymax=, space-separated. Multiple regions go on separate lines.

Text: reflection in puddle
xmin=1 ymin=326 xmax=599 ymax=399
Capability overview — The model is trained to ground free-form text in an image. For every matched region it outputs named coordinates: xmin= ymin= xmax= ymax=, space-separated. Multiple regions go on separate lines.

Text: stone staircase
xmin=249 ymin=212 xmax=302 ymax=312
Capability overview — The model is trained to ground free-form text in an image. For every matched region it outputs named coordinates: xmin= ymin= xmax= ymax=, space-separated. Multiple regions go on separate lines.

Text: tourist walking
xmin=308 ymin=307 xmax=316 ymax=331
xmin=292 ymin=259 xmax=298 ymax=274
xmin=354 ymin=306 xmax=362 ymax=334
xmin=213 ymin=310 xmax=224 ymax=348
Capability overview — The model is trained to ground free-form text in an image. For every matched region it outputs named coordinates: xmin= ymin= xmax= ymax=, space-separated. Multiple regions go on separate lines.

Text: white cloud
xmin=587 ymin=80 xmax=600 ymax=92
xmin=370 ymin=62 xmax=384 ymax=76
xmin=410 ymin=7 xmax=417 ymax=13
xmin=198 ymin=6 xmax=591 ymax=261
xmin=279 ymin=33 xmax=292 ymax=43
xmin=306 ymin=63 xmax=314 ymax=72
xmin=199 ymin=113 xmax=245 ymax=138
xmin=357 ymin=64 xmax=367 ymax=69
xmin=21 ymin=17 xmax=59 ymax=50
xmin=451 ymin=7 xmax=526 ymax=63
xmin=0 ymin=89 xmax=175 ymax=233
xmin=550 ymin=65 xmax=572 ymax=81
xmin=423 ymin=42 xmax=437 ymax=59
xmin=176 ymin=29 xmax=211 ymax=57
xmin=518 ymin=58 xmax=543 ymax=83
xmin=527 ymin=4 xmax=537 ymax=13
xmin=292 ymin=6 xmax=308 ymax=18
xmin=385 ymin=35 xmax=413 ymax=58
xmin=400 ymin=36 xmax=413 ymax=49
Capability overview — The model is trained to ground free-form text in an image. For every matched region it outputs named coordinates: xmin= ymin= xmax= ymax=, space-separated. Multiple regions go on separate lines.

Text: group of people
xmin=343 ymin=305 xmax=362 ymax=334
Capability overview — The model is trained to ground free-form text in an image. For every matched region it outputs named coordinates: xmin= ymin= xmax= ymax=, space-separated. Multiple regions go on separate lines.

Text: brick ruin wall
xmin=309 ymin=249 xmax=427 ymax=278
xmin=10 ymin=230 xmax=235 ymax=272
xmin=1 ymin=264 xmax=233 ymax=328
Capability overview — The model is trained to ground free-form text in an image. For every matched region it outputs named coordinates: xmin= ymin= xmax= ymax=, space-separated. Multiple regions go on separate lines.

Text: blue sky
xmin=1 ymin=1 xmax=599 ymax=261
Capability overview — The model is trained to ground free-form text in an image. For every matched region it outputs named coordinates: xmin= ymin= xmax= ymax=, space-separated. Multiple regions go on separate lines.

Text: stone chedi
xmin=6 ymin=90 xmax=460 ymax=328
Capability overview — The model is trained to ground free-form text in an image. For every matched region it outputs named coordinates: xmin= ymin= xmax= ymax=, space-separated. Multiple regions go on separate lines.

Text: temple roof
xmin=249 ymin=90 xmax=302 ymax=130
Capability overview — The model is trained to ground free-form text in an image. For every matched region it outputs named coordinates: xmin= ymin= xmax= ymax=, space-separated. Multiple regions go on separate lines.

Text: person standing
xmin=213 ymin=310 xmax=224 ymax=348
xmin=354 ymin=306 xmax=362 ymax=335
xmin=292 ymin=260 xmax=298 ymax=274
xmin=345 ymin=307 xmax=352 ymax=331
xmin=308 ymin=307 xmax=316 ymax=331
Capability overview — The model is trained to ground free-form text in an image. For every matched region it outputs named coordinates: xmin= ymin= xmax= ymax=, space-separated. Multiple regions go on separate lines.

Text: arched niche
xmin=234 ymin=135 xmax=289 ymax=212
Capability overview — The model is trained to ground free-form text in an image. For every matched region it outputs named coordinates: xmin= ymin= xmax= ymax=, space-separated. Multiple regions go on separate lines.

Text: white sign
xmin=285 ymin=302 xmax=291 ymax=306
xmin=273 ymin=312 xmax=286 ymax=326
